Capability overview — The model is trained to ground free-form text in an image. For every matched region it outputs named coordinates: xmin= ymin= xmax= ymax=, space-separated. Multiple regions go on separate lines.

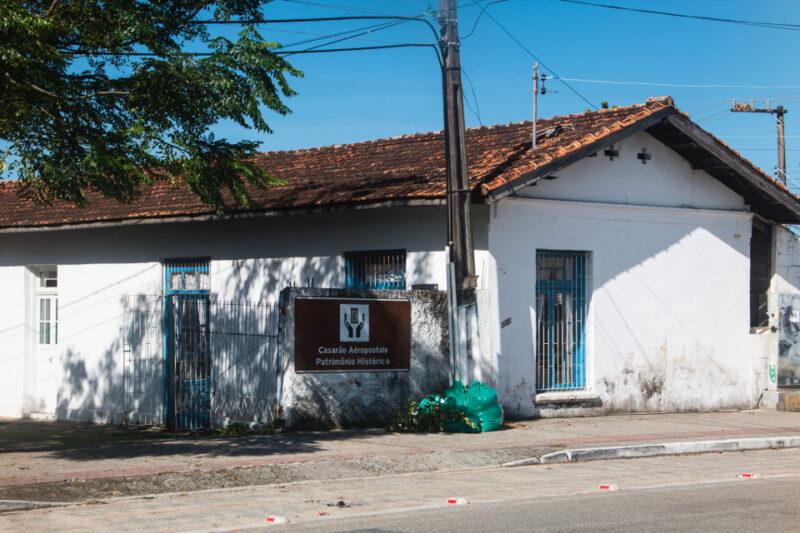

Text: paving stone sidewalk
xmin=1 ymin=409 xmax=800 ymax=502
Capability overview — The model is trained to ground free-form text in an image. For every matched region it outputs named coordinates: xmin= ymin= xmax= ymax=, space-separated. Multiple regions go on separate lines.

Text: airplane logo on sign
xmin=340 ymin=304 xmax=369 ymax=342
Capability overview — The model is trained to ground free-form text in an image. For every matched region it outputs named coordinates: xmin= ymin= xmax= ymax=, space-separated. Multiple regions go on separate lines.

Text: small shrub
xmin=387 ymin=397 xmax=472 ymax=433
xmin=216 ymin=422 xmax=251 ymax=436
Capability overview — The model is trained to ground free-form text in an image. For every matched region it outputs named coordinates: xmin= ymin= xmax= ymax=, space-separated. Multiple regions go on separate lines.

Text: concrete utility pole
xmin=439 ymin=0 xmax=476 ymax=300
xmin=532 ymin=62 xmax=539 ymax=149
xmin=731 ymin=101 xmax=788 ymax=183
xmin=439 ymin=0 xmax=477 ymax=382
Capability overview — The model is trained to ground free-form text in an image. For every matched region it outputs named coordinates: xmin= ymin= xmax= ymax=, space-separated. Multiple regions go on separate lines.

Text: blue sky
xmin=211 ymin=0 xmax=800 ymax=190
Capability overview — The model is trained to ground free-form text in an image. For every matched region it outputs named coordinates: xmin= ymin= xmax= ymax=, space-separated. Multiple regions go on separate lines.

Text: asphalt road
xmin=285 ymin=477 xmax=800 ymax=533
xmin=5 ymin=447 xmax=800 ymax=532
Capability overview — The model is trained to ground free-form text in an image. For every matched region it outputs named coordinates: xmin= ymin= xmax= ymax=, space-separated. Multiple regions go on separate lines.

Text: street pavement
xmin=285 ymin=477 xmax=800 ymax=532
xmin=3 ymin=445 xmax=800 ymax=531
xmin=4 ymin=409 xmax=800 ymax=490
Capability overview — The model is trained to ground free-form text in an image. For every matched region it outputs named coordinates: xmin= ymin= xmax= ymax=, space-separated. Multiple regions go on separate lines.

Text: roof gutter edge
xmin=0 ymin=197 xmax=447 ymax=234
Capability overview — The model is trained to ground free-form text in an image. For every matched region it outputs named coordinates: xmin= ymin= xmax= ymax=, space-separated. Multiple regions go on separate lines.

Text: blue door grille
xmin=536 ymin=251 xmax=589 ymax=391
xmin=344 ymin=249 xmax=406 ymax=290
xmin=164 ymin=260 xmax=211 ymax=430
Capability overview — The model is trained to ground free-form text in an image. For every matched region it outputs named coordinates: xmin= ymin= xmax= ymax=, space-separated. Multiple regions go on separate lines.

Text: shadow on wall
xmin=53 ymin=253 xmax=446 ymax=430
xmin=492 ymin=213 xmax=751 ymax=416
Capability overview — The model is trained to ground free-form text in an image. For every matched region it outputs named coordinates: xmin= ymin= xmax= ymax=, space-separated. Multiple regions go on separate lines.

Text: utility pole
xmin=439 ymin=0 xmax=477 ymax=381
xmin=731 ymin=101 xmax=788 ymax=183
xmin=532 ymin=62 xmax=538 ymax=149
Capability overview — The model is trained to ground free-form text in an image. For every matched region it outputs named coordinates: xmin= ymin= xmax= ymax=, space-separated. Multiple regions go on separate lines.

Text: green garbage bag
xmin=440 ymin=380 xmax=476 ymax=433
xmin=439 ymin=380 xmax=504 ymax=433
xmin=465 ymin=381 xmax=504 ymax=432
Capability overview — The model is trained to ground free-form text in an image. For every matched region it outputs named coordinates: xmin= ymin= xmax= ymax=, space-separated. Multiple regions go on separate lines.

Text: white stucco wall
xmin=0 ymin=206 xmax=453 ymax=422
xmin=480 ymin=132 xmax=760 ymax=417
xmin=773 ymin=226 xmax=800 ymax=295
xmin=0 ymin=267 xmax=28 ymax=417
xmin=0 ymin=128 xmax=791 ymax=423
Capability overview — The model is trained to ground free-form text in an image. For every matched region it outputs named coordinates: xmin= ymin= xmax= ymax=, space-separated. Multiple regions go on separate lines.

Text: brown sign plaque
xmin=294 ymin=297 xmax=411 ymax=372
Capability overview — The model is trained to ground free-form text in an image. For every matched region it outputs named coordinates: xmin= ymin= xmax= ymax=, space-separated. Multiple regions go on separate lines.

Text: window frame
xmin=343 ymin=249 xmax=407 ymax=290
xmin=32 ymin=266 xmax=58 ymax=346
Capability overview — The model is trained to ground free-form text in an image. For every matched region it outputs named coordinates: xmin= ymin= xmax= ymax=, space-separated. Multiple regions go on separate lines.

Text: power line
xmin=273 ymin=19 xmax=408 ymax=49
xmin=556 ymin=77 xmax=800 ymax=90
xmin=64 ymin=43 xmax=439 ymax=58
xmin=280 ymin=0 xmax=400 ymax=16
xmin=462 ymin=68 xmax=483 ymax=125
xmin=188 ymin=15 xmax=440 ymax=42
xmin=561 ymin=0 xmax=800 ymax=31
xmin=480 ymin=9 xmax=598 ymax=109
xmin=65 ymin=14 xmax=442 ymax=62
xmin=460 ymin=0 xmax=507 ymax=40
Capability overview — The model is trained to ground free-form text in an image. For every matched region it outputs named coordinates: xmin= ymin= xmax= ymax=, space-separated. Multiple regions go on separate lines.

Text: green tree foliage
xmin=0 ymin=1 xmax=302 ymax=209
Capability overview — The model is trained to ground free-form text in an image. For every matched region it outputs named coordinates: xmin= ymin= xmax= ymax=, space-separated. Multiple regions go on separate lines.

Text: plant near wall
xmin=0 ymin=1 xmax=301 ymax=210
xmin=387 ymin=397 xmax=474 ymax=433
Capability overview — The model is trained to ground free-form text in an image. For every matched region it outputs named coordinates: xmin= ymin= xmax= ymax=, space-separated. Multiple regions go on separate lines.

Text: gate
xmin=123 ymin=295 xmax=164 ymax=425
xmin=535 ymin=250 xmax=589 ymax=391
xmin=124 ymin=295 xmax=280 ymax=430
xmin=168 ymin=294 xmax=211 ymax=430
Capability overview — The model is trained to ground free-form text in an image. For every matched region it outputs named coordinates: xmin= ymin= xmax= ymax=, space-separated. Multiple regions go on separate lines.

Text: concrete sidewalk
xmin=2 ymin=410 xmax=800 ymax=502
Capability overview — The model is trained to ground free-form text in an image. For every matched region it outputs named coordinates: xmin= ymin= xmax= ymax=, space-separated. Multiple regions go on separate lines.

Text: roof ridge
xmin=255 ymin=99 xmax=671 ymax=157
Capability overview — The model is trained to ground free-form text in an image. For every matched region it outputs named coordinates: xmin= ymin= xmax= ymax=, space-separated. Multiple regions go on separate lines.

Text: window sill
xmin=535 ymin=390 xmax=601 ymax=406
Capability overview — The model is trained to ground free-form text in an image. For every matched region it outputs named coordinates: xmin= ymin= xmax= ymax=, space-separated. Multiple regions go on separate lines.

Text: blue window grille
xmin=344 ymin=249 xmax=406 ymax=290
xmin=536 ymin=250 xmax=589 ymax=391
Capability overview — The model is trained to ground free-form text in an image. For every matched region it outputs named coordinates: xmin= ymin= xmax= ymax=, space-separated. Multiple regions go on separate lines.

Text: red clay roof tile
xmin=0 ymin=97 xmax=793 ymax=229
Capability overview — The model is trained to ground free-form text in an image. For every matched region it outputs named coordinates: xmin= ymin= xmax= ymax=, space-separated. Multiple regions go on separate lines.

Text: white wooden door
xmin=34 ymin=295 xmax=58 ymax=415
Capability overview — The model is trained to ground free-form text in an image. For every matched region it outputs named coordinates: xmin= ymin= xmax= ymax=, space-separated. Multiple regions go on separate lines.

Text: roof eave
xmin=653 ymin=113 xmax=800 ymax=224
xmin=483 ymin=108 xmax=800 ymax=224
xmin=482 ymin=107 xmax=675 ymax=203
xmin=0 ymin=197 xmax=446 ymax=234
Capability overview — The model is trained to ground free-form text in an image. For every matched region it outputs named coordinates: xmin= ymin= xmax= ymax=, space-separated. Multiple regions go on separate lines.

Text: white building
xmin=1 ymin=97 xmax=799 ymax=425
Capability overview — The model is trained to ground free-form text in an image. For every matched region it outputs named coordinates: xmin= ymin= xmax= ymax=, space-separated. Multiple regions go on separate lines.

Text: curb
xmin=0 ymin=499 xmax=72 ymax=514
xmin=502 ymin=435 xmax=800 ymax=467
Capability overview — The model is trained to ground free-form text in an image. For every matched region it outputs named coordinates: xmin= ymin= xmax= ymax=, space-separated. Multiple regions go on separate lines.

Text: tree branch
xmin=45 ymin=0 xmax=59 ymax=17
xmin=78 ymin=91 xmax=131 ymax=100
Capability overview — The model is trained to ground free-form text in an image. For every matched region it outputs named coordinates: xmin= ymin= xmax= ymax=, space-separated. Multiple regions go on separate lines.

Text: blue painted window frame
xmin=535 ymin=250 xmax=590 ymax=392
xmin=344 ymin=249 xmax=406 ymax=290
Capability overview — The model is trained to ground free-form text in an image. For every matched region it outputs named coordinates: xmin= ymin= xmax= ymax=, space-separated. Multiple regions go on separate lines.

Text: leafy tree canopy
xmin=0 ymin=1 xmax=302 ymax=209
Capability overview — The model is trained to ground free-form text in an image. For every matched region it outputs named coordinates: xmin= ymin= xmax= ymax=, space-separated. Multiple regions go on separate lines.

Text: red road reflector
xmin=737 ymin=473 xmax=758 ymax=479
xmin=265 ymin=515 xmax=290 ymax=525
xmin=599 ymin=484 xmax=619 ymax=491
xmin=446 ymin=497 xmax=469 ymax=505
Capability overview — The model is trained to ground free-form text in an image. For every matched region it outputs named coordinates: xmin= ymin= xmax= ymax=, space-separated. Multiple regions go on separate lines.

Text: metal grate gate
xmin=123 ymin=295 xmax=164 ymax=425
xmin=123 ymin=295 xmax=279 ymax=430
xmin=536 ymin=250 xmax=589 ymax=391
xmin=168 ymin=294 xmax=211 ymax=430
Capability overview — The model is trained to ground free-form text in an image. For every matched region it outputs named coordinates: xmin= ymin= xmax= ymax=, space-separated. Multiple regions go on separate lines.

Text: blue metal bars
xmin=536 ymin=250 xmax=589 ymax=391
xmin=164 ymin=260 xmax=211 ymax=430
xmin=344 ymin=249 xmax=406 ymax=290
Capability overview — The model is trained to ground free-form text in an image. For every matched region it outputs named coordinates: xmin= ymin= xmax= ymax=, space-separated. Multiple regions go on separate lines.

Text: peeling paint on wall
xmin=279 ymin=287 xmax=450 ymax=429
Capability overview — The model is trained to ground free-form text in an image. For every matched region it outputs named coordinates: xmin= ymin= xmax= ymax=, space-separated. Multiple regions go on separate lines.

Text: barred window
xmin=344 ymin=249 xmax=406 ymax=290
